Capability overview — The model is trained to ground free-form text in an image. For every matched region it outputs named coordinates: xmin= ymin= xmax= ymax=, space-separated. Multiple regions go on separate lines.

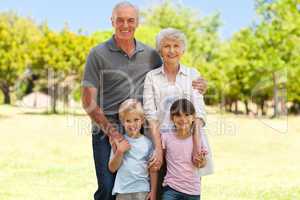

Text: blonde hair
xmin=118 ymin=99 xmax=144 ymax=122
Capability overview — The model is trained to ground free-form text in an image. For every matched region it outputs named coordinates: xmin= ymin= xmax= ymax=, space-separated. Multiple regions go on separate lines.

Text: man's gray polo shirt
xmin=82 ymin=37 xmax=162 ymax=119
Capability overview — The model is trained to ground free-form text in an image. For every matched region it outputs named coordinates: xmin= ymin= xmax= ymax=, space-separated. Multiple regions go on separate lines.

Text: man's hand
xmin=148 ymin=148 xmax=163 ymax=172
xmin=108 ymin=124 xmax=130 ymax=154
xmin=192 ymin=77 xmax=207 ymax=94
xmin=107 ymin=126 xmax=125 ymax=152
xmin=106 ymin=124 xmax=124 ymax=141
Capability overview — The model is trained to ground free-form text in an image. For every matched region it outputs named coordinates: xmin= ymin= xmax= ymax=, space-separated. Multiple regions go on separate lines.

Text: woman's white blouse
xmin=143 ymin=65 xmax=206 ymax=132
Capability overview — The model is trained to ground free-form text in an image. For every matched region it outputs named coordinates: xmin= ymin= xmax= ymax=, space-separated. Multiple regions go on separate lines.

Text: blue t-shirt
xmin=110 ymin=134 xmax=154 ymax=195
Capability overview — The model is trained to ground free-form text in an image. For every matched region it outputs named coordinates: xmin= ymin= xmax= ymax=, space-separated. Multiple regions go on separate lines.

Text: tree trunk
xmin=273 ymin=72 xmax=279 ymax=118
xmin=220 ymin=94 xmax=225 ymax=113
xmin=51 ymin=83 xmax=58 ymax=114
xmin=244 ymin=100 xmax=249 ymax=115
xmin=229 ymin=101 xmax=233 ymax=112
xmin=1 ymin=83 xmax=11 ymax=104
xmin=63 ymin=85 xmax=70 ymax=114
xmin=234 ymin=100 xmax=238 ymax=114
xmin=25 ymin=78 xmax=35 ymax=95
xmin=291 ymin=101 xmax=300 ymax=114
xmin=261 ymin=100 xmax=266 ymax=116
xmin=280 ymin=86 xmax=287 ymax=116
xmin=48 ymin=69 xmax=58 ymax=114
xmin=225 ymin=98 xmax=231 ymax=112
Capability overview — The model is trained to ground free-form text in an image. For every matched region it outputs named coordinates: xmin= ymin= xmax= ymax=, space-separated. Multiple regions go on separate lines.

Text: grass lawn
xmin=0 ymin=105 xmax=299 ymax=200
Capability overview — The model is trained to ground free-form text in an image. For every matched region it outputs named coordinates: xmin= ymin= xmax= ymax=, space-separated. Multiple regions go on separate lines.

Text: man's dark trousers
xmin=92 ymin=131 xmax=115 ymax=200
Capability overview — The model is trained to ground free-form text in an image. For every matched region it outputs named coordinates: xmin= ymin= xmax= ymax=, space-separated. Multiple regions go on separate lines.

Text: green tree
xmin=31 ymin=25 xmax=92 ymax=113
xmin=254 ymin=0 xmax=300 ymax=116
xmin=0 ymin=12 xmax=41 ymax=104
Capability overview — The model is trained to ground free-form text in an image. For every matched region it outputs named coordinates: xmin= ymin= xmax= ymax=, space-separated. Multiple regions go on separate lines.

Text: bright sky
xmin=0 ymin=0 xmax=257 ymax=39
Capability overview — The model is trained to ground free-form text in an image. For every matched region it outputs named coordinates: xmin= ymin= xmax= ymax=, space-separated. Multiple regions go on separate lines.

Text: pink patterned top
xmin=161 ymin=132 xmax=201 ymax=195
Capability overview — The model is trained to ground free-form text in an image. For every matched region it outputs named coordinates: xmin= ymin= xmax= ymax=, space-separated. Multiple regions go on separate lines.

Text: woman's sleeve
xmin=143 ymin=72 xmax=159 ymax=121
xmin=191 ymin=69 xmax=207 ymax=125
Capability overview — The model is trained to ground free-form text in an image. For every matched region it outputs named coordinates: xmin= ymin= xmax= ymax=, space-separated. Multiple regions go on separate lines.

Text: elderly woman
xmin=143 ymin=28 xmax=213 ymax=199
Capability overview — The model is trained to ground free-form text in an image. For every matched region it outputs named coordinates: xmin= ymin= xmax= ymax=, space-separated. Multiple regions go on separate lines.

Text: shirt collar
xmin=107 ymin=35 xmax=144 ymax=53
xmin=154 ymin=64 xmax=188 ymax=76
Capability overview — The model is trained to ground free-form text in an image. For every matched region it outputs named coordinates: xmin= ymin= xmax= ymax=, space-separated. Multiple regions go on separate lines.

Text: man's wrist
xmin=105 ymin=124 xmax=119 ymax=138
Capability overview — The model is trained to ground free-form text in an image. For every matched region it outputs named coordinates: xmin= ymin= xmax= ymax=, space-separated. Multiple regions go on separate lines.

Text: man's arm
xmin=82 ymin=87 xmax=122 ymax=140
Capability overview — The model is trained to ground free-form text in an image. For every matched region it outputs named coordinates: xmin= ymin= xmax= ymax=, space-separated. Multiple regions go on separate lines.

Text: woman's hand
xmin=192 ymin=146 xmax=208 ymax=168
xmin=148 ymin=148 xmax=163 ymax=172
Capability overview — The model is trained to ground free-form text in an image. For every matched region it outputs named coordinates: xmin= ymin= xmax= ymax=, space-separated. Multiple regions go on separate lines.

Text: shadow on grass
xmin=0 ymin=114 xmax=10 ymax=119
xmin=21 ymin=111 xmax=86 ymax=116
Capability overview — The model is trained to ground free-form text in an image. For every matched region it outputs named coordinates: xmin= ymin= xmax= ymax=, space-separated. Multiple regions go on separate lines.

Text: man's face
xmin=111 ymin=6 xmax=138 ymax=41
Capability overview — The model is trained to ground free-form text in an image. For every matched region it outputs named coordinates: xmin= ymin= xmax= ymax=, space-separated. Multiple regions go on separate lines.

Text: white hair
xmin=156 ymin=28 xmax=187 ymax=54
xmin=112 ymin=1 xmax=139 ymax=20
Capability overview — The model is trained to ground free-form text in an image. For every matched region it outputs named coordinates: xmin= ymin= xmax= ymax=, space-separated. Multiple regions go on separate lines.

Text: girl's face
xmin=122 ymin=111 xmax=143 ymax=138
xmin=171 ymin=112 xmax=195 ymax=133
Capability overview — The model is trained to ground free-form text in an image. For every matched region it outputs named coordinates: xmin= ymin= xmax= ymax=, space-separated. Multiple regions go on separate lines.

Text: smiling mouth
xmin=167 ymin=55 xmax=178 ymax=58
xmin=177 ymin=122 xmax=190 ymax=126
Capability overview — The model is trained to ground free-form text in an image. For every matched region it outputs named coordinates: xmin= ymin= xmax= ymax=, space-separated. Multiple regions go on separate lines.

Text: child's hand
xmin=146 ymin=191 xmax=156 ymax=200
xmin=115 ymin=139 xmax=131 ymax=154
xmin=149 ymin=164 xmax=158 ymax=173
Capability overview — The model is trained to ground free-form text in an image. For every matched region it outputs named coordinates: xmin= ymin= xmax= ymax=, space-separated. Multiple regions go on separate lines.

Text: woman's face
xmin=160 ymin=38 xmax=184 ymax=66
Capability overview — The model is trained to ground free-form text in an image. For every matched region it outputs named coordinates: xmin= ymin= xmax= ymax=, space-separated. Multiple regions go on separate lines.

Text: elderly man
xmin=81 ymin=2 xmax=207 ymax=200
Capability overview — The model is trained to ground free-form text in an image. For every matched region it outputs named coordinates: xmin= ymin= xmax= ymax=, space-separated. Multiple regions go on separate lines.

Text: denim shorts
xmin=162 ymin=185 xmax=200 ymax=200
xmin=116 ymin=192 xmax=148 ymax=200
